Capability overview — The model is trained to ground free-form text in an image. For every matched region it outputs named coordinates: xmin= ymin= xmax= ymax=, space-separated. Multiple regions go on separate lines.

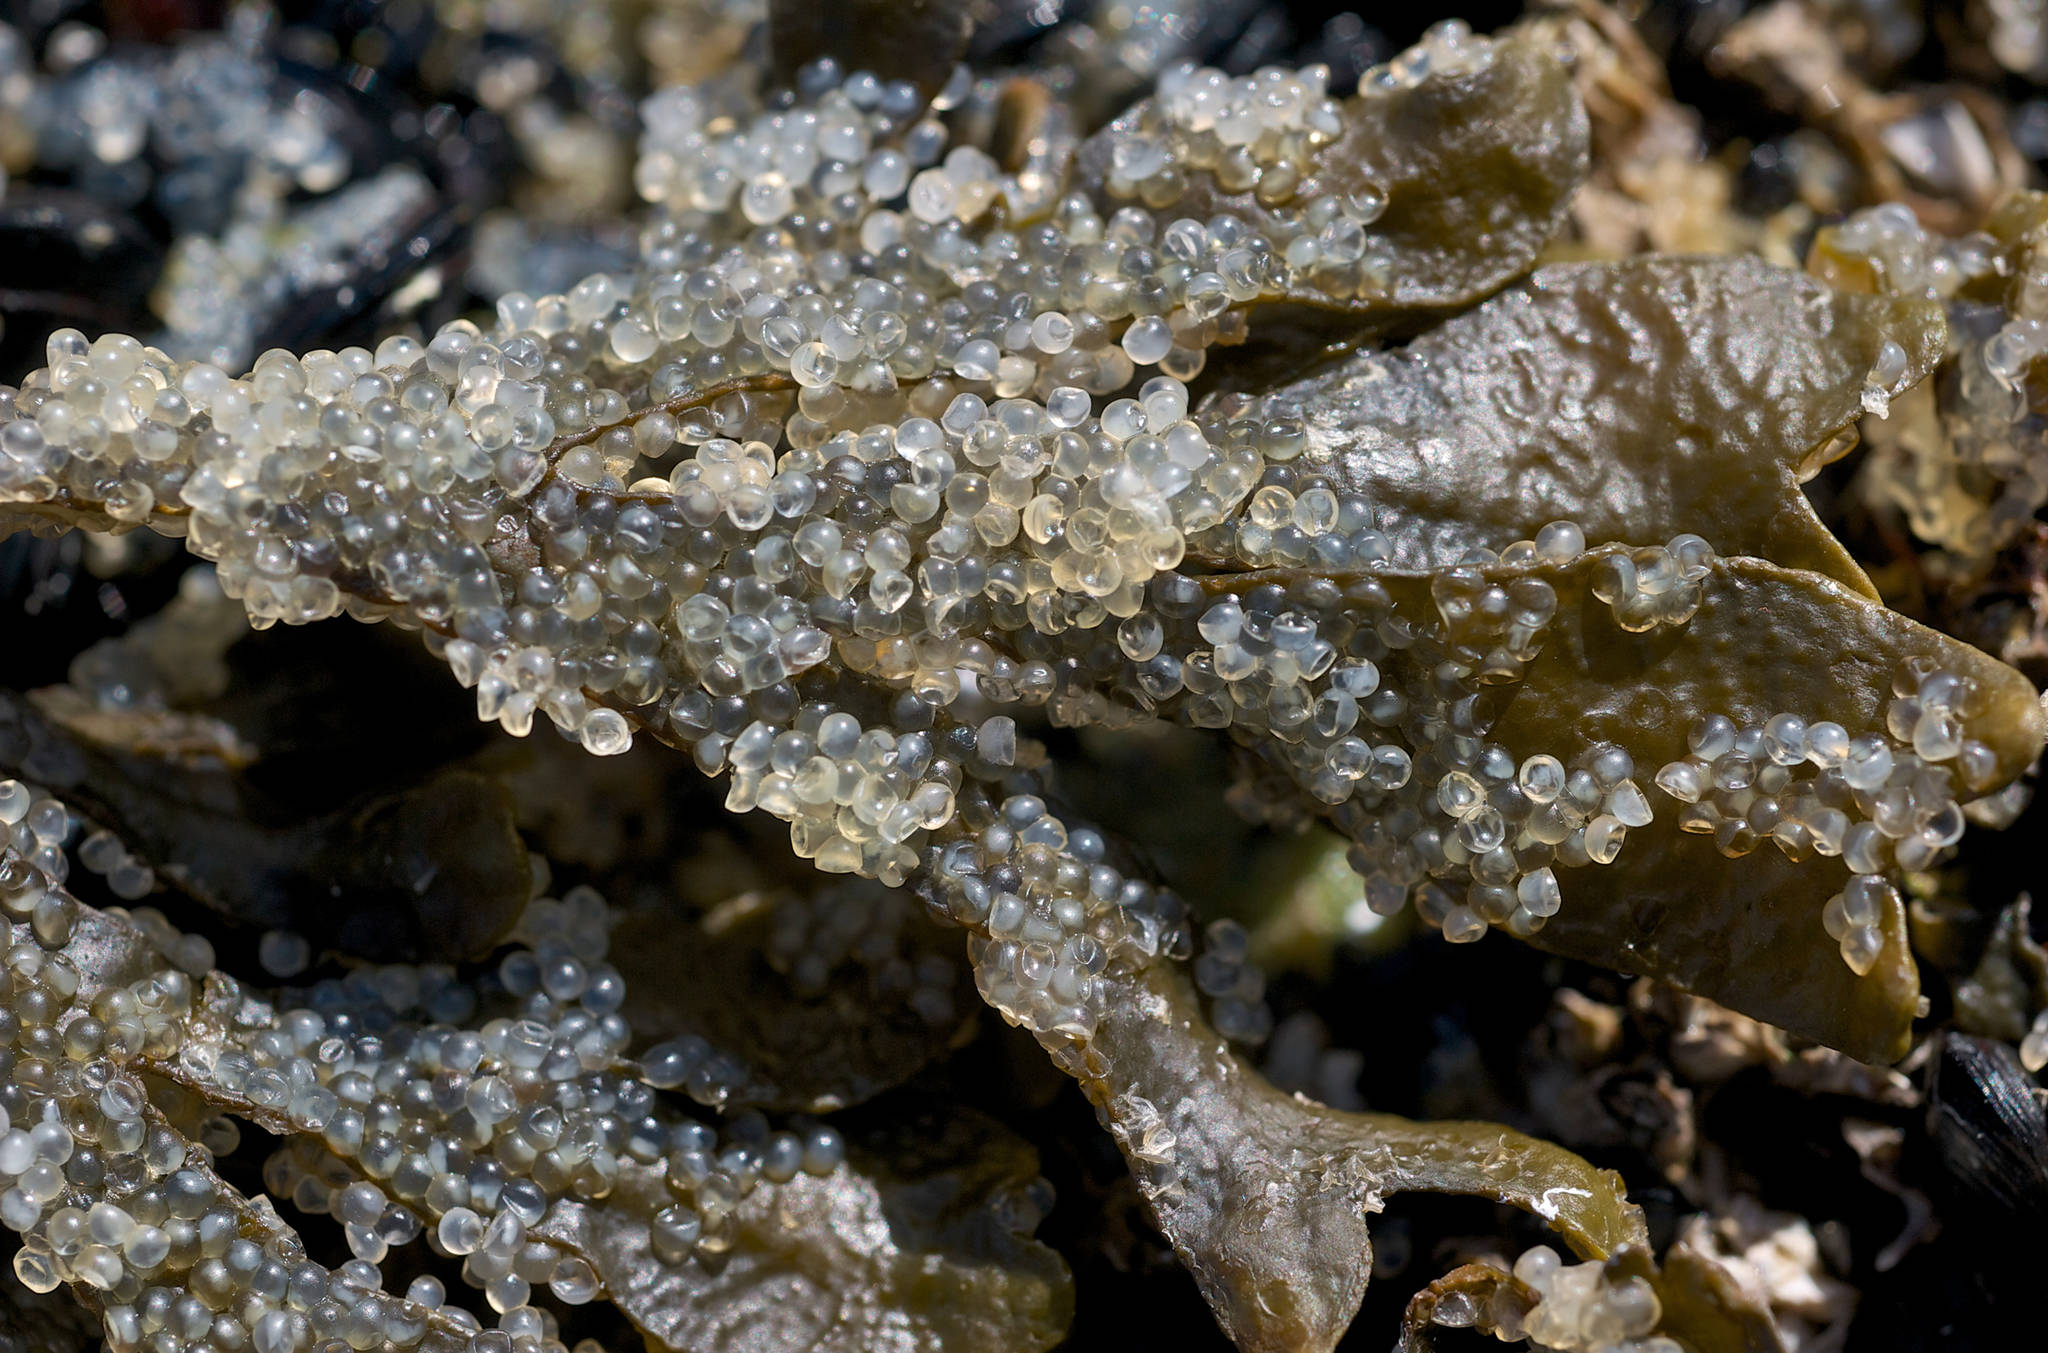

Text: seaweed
xmin=0 ymin=4 xmax=2043 ymax=1352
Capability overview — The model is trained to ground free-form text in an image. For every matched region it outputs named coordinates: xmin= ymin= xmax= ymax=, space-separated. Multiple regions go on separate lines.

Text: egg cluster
xmin=0 ymin=799 xmax=884 ymax=1353
xmin=1109 ymin=62 xmax=1345 ymax=207
xmin=1093 ymin=56 xmax=1416 ymax=303
xmin=1587 ymin=534 xmax=1713 ymax=633
xmin=0 ymin=780 xmax=77 ymax=892
xmin=0 ymin=34 xmax=1511 ymax=1028
xmin=0 ymin=14 xmax=1976 ymax=1088
xmin=0 ymin=854 xmax=487 ymax=1353
xmin=1507 ymin=1246 xmax=1674 ymax=1353
xmin=1191 ymin=918 xmax=1271 ymax=1046
xmin=764 ymin=877 xmax=960 ymax=1027
xmin=1362 ymin=18 xmax=1500 ymax=93
xmin=937 ymin=796 xmax=1194 ymax=1038
xmin=1650 ymin=662 xmax=1983 ymax=962
xmin=1820 ymin=876 xmax=1903 ymax=978
xmin=1193 ymin=453 xmax=1399 ymax=572
xmin=1092 ymin=18 xmax=1498 ymax=304
xmin=1820 ymin=202 xmax=2045 ymax=556
xmin=242 ymin=881 xmax=845 ymax=1282
xmin=0 ymin=15 xmax=347 ymax=217
xmin=1167 ymin=538 xmax=1661 ymax=948
xmin=1650 ymin=661 xmax=1986 ymax=973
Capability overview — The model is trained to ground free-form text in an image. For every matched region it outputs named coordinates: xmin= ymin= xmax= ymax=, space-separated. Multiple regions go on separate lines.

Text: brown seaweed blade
xmin=18 ymin=905 xmax=481 ymax=1353
xmin=1223 ymin=254 xmax=1947 ymax=588
xmin=1090 ymin=959 xmax=1785 ymax=1353
xmin=606 ymin=883 xmax=978 ymax=1114
xmin=1063 ymin=960 xmax=1644 ymax=1353
xmin=1202 ymin=549 xmax=2040 ymax=1062
xmin=1490 ymin=554 xmax=2040 ymax=1061
xmin=1073 ymin=27 xmax=1588 ymax=340
xmin=1175 ymin=252 xmax=2032 ymax=1060
xmin=0 ymin=16 xmax=2039 ymax=1351
xmin=35 ymin=883 xmax=1077 ymax=1353
xmin=532 ymin=1106 xmax=1072 ymax=1353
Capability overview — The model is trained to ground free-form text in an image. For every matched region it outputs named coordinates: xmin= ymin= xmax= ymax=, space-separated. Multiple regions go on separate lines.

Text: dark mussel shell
xmin=1926 ymin=1032 xmax=2048 ymax=1222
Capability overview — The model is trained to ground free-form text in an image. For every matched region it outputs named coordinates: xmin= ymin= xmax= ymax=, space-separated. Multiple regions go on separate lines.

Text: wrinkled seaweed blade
xmin=1076 ymin=32 xmax=1587 ymax=323
xmin=536 ymin=1107 xmax=1072 ymax=1353
xmin=28 ymin=906 xmax=478 ymax=1353
xmin=607 ymin=897 xmax=975 ymax=1113
xmin=1076 ymin=962 xmax=1646 ymax=1353
xmin=1488 ymin=555 xmax=2043 ymax=1062
xmin=1329 ymin=34 xmax=1588 ymax=310
xmin=1358 ymin=1111 xmax=1642 ymax=1256
xmin=1257 ymin=255 xmax=1945 ymax=585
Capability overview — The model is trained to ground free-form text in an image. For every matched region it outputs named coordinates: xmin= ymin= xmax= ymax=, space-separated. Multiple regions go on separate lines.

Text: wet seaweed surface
xmin=2 ymin=2 xmax=2048 ymax=1352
